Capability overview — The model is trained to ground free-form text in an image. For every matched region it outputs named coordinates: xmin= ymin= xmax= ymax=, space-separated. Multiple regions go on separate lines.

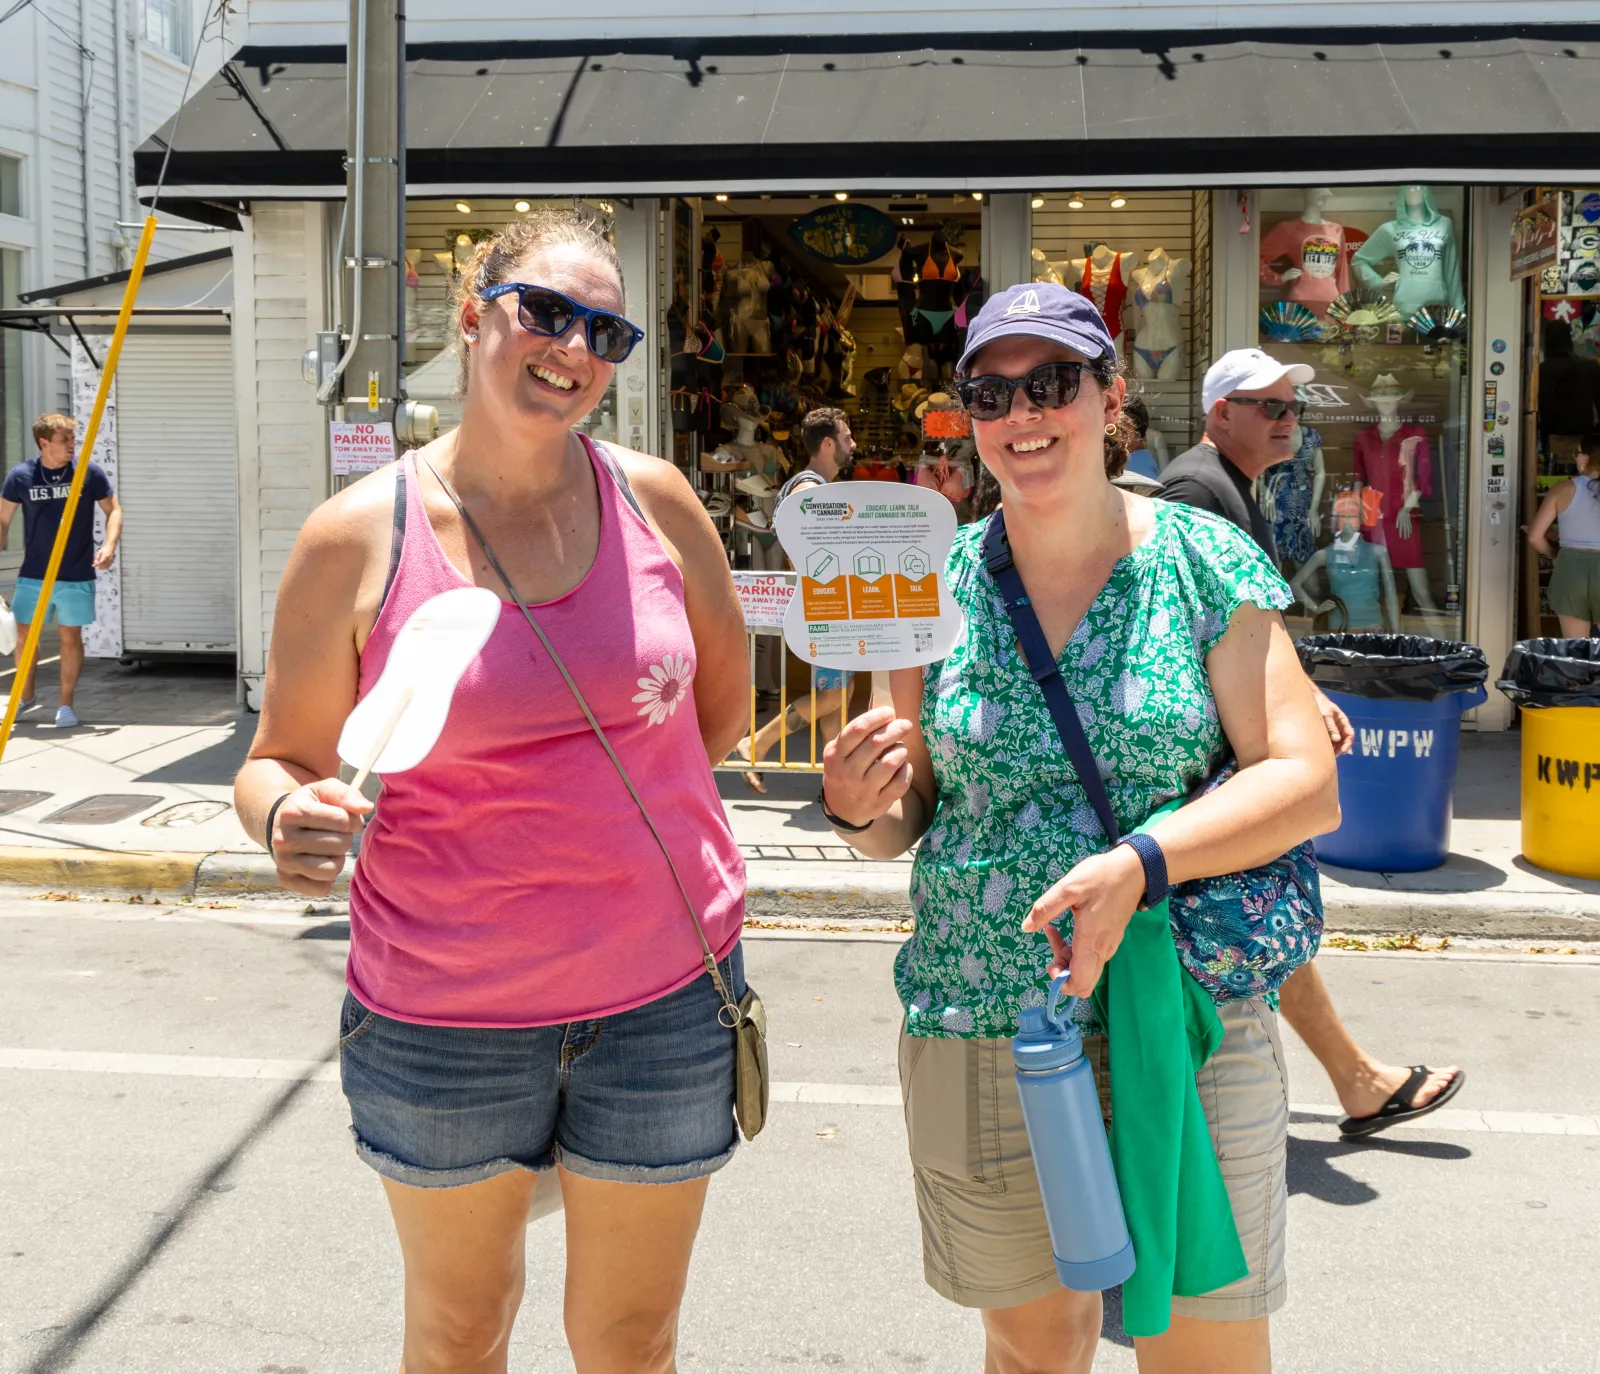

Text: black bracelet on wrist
xmin=817 ymin=785 xmax=875 ymax=834
xmin=263 ymin=791 xmax=294 ymax=860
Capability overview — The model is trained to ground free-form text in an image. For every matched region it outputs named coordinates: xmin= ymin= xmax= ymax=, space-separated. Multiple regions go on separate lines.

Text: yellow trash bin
xmin=1521 ymin=705 xmax=1600 ymax=879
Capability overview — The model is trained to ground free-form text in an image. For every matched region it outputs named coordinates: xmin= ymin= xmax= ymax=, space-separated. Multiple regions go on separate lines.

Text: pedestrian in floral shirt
xmin=821 ymin=283 xmax=1339 ymax=1373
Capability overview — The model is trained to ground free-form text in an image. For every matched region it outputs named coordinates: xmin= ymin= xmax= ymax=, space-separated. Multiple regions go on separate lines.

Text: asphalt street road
xmin=0 ymin=896 xmax=1596 ymax=1374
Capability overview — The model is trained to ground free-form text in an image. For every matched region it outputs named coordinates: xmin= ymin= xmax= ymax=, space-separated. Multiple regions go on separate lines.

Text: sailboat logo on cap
xmin=1006 ymin=289 xmax=1043 ymax=316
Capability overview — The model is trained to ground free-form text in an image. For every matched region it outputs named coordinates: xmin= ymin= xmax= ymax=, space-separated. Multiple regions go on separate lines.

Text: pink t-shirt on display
xmin=1260 ymin=218 xmax=1351 ymax=317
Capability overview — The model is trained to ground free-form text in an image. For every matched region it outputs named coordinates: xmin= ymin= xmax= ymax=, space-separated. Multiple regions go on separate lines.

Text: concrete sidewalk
xmin=3 ymin=631 xmax=1597 ymax=939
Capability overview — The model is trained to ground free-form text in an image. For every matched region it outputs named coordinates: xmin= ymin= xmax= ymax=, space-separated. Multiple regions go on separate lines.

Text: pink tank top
xmin=347 ymin=436 xmax=745 ymax=1027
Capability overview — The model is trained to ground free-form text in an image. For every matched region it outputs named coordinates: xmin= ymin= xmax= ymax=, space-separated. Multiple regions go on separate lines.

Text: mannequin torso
xmin=1128 ymin=249 xmax=1190 ymax=377
xmin=1072 ymin=246 xmax=1137 ymax=341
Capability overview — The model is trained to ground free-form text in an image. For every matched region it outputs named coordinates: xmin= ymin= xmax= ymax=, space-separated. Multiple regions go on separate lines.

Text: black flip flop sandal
xmin=1338 ymin=1066 xmax=1466 ymax=1139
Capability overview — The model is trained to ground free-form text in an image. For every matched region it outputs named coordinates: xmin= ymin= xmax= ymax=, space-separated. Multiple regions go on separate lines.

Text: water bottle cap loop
xmin=1047 ymin=974 xmax=1078 ymax=1035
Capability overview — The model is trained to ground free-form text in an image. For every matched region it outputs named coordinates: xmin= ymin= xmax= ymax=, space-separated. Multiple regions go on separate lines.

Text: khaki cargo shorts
xmin=898 ymin=998 xmax=1289 ymax=1318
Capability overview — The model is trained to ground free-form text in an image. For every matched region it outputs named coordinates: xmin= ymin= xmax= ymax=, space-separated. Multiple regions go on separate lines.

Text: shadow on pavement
xmin=1509 ymin=855 xmax=1600 ymax=896
xmin=1100 ymin=1284 xmax=1132 ymax=1347
xmin=19 ymin=1046 xmax=337 ymax=1374
xmin=133 ymin=722 xmax=253 ymax=784
xmin=1318 ymin=852 xmax=1508 ymax=892
xmin=1287 ymin=1132 xmax=1470 ymax=1206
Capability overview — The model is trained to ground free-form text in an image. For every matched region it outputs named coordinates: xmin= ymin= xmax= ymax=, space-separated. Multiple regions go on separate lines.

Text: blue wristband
xmin=1117 ymin=831 xmax=1169 ymax=910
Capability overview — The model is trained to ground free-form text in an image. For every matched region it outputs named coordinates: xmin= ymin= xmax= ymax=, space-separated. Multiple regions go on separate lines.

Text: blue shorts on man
xmin=11 ymin=578 xmax=97 ymax=627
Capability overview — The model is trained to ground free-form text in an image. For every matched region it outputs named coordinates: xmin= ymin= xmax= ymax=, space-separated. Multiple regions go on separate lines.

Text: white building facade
xmin=134 ymin=0 xmax=1600 ymax=723
xmin=0 ymin=0 xmax=236 ymax=582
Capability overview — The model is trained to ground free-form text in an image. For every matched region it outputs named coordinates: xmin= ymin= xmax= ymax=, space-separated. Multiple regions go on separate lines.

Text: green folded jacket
xmin=1089 ymin=799 xmax=1248 ymax=1338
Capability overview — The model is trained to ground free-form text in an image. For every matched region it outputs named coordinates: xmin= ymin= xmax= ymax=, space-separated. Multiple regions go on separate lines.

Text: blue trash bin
xmin=1297 ymin=635 xmax=1491 ymax=873
xmin=1314 ymin=686 xmax=1487 ymax=872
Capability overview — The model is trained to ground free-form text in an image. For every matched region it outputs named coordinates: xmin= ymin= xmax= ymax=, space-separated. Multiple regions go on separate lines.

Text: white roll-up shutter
xmin=114 ymin=333 xmax=238 ymax=652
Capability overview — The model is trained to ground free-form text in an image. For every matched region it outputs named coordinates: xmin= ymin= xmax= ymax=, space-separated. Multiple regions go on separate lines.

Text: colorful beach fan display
xmin=1408 ymin=307 xmax=1468 ymax=340
xmin=1325 ymin=290 xmax=1402 ymax=327
xmin=1258 ymin=301 xmax=1321 ymax=342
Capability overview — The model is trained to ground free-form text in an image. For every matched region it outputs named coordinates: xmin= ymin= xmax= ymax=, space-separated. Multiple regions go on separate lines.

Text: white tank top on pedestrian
xmin=1559 ymin=476 xmax=1600 ymax=550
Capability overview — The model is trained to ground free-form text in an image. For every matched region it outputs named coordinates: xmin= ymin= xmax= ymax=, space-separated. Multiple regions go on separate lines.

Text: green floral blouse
xmin=894 ymin=500 xmax=1292 ymax=1039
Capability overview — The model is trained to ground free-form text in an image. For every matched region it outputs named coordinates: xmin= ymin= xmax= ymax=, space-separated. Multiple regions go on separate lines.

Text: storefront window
xmin=1032 ymin=190 xmax=1215 ymax=459
xmin=1256 ymin=185 xmax=1470 ymax=641
xmin=682 ymin=194 xmax=985 ymax=565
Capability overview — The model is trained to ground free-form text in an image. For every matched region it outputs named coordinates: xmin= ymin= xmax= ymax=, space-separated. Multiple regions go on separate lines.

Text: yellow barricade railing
xmin=717 ymin=571 xmax=870 ymax=773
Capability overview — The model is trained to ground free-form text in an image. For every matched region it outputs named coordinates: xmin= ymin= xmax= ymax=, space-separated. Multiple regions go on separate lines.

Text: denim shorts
xmin=339 ymin=945 xmax=744 ymax=1189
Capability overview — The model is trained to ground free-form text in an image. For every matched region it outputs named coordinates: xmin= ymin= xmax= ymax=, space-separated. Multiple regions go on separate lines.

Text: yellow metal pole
xmin=0 ymin=215 xmax=157 ymax=767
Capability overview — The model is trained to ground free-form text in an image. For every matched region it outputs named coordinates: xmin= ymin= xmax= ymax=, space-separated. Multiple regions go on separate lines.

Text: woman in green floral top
xmin=822 ymin=284 xmax=1338 ymax=1374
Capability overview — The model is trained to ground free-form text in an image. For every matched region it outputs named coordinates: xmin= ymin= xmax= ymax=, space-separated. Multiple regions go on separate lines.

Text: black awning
xmin=135 ymin=27 xmax=1600 ymax=199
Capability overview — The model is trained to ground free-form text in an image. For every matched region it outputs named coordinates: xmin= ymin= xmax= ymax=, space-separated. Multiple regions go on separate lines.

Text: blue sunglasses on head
xmin=479 ymin=282 xmax=645 ymax=364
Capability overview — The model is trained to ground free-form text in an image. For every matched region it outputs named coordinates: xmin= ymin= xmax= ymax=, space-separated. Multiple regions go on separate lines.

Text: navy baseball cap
xmin=956 ymin=282 xmax=1117 ymax=377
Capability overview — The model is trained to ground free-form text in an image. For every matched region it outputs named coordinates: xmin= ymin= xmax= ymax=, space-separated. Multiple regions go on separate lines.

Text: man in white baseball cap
xmin=1160 ymin=349 xmax=1315 ymax=553
xmin=1162 ymin=349 xmax=1467 ymax=1140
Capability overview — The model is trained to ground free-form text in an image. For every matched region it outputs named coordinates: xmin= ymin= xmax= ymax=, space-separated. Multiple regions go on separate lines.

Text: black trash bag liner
xmin=1296 ymin=634 xmax=1490 ymax=702
xmin=1496 ymin=638 xmax=1600 ymax=708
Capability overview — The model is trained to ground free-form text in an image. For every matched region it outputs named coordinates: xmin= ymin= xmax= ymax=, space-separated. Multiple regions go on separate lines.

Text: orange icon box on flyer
xmin=893 ymin=573 xmax=941 ymax=618
xmin=801 ymin=576 xmax=850 ymax=620
xmin=848 ymin=574 xmax=897 ymax=620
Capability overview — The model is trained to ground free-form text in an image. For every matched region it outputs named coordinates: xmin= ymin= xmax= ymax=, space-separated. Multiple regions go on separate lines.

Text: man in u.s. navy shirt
xmin=0 ymin=412 xmax=121 ymax=728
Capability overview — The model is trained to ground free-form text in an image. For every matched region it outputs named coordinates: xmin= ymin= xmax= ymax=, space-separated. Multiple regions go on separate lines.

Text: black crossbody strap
xmin=980 ymin=511 xmax=1121 ymax=845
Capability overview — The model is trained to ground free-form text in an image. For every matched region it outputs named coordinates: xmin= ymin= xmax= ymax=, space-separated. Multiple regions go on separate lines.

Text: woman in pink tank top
xmin=235 ymin=213 xmax=751 ymax=1372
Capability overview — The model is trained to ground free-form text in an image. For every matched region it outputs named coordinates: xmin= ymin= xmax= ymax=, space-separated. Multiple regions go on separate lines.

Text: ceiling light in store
xmin=1067 ymin=192 xmax=1085 ymax=210
xmin=455 ymin=201 xmax=472 ymax=214
xmin=834 ymin=191 xmax=849 ymax=201
xmin=455 ymin=234 xmax=471 ymax=246
xmin=971 ymin=191 xmax=984 ymax=202
xmin=1030 ymin=194 xmax=1045 ymax=209
xmin=715 ymin=194 xmax=729 ymax=202
xmin=513 ymin=200 xmax=531 ymax=212
xmin=1109 ymin=193 xmax=1128 ymax=208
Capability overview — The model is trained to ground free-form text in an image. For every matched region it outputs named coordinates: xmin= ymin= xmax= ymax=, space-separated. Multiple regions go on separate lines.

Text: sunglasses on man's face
xmin=479 ymin=283 xmax=645 ymax=364
xmin=1225 ymin=396 xmax=1304 ymax=421
xmin=955 ymin=361 xmax=1103 ymax=422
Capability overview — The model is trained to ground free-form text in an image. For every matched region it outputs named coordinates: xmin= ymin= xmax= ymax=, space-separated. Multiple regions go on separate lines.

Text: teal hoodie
xmin=1089 ymin=799 xmax=1248 ymax=1338
xmin=1352 ymin=185 xmax=1465 ymax=316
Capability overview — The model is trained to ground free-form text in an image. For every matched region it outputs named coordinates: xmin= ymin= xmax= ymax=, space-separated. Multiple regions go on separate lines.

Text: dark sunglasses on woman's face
xmin=1225 ymin=396 xmax=1304 ymax=421
xmin=479 ymin=283 xmax=646 ymax=364
xmin=955 ymin=361 xmax=1103 ymax=421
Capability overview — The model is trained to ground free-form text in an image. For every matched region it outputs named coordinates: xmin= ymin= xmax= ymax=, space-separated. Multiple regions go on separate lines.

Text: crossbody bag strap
xmin=421 ymin=453 xmax=743 ymax=1028
xmin=980 ymin=511 xmax=1121 ymax=846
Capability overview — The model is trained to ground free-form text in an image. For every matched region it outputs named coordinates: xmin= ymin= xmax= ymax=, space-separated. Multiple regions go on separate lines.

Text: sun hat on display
xmin=722 ymin=385 xmax=771 ymax=427
xmin=956 ymin=282 xmax=1118 ymax=377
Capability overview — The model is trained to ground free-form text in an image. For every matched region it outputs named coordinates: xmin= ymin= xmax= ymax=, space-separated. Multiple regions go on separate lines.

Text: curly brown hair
xmin=452 ymin=209 xmax=625 ymax=399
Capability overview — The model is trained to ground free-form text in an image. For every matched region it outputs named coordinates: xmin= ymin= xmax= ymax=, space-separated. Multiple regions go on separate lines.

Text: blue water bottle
xmin=1012 ymin=975 xmax=1136 ymax=1291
